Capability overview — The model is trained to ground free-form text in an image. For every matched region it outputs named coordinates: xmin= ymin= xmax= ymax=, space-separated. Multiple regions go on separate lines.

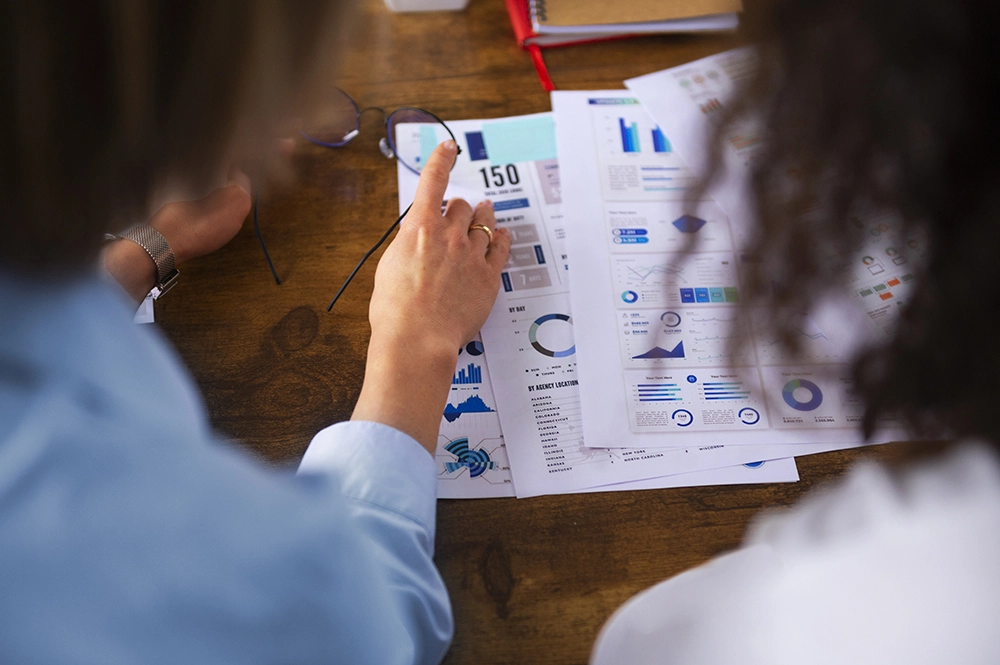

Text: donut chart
xmin=782 ymin=379 xmax=823 ymax=411
xmin=738 ymin=407 xmax=760 ymax=425
xmin=529 ymin=313 xmax=576 ymax=358
xmin=660 ymin=311 xmax=682 ymax=328
xmin=671 ymin=409 xmax=693 ymax=427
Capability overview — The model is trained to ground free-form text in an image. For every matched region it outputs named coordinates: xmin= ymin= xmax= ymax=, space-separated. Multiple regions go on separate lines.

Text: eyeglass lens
xmin=385 ymin=107 xmax=457 ymax=176
xmin=300 ymin=88 xmax=361 ymax=147
xmin=300 ymin=89 xmax=456 ymax=175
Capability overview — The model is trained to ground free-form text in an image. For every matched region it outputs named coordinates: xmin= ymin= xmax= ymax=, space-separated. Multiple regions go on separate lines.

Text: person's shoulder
xmin=592 ymin=445 xmax=1000 ymax=665
xmin=738 ymin=444 xmax=1000 ymax=665
xmin=748 ymin=443 xmax=1000 ymax=552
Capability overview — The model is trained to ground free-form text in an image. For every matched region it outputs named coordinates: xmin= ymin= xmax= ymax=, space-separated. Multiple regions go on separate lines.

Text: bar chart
xmin=617 ymin=119 xmax=671 ymax=154
xmin=619 ymin=118 xmax=641 ymax=153
xmin=453 ymin=362 xmax=483 ymax=385
xmin=652 ymin=127 xmax=670 ymax=153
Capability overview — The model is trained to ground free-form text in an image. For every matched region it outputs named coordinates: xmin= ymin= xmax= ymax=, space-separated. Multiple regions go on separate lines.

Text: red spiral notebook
xmin=505 ymin=0 xmax=740 ymax=91
xmin=505 ymin=0 xmax=628 ymax=91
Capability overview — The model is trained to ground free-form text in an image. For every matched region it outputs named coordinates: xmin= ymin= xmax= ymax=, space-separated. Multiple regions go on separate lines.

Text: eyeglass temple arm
xmin=326 ymin=202 xmax=413 ymax=312
xmin=254 ymin=192 xmax=282 ymax=285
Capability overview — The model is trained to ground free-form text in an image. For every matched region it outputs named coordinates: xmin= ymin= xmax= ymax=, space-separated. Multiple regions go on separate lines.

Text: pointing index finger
xmin=412 ymin=140 xmax=458 ymax=216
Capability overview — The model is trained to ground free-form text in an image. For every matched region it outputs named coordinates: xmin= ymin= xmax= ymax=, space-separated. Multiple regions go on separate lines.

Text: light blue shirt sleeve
xmin=0 ymin=275 xmax=452 ymax=665
xmin=299 ymin=421 xmax=453 ymax=664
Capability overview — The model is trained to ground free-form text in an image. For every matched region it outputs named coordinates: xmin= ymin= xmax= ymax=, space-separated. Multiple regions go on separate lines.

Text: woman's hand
xmin=147 ymin=169 xmax=252 ymax=266
xmin=104 ymin=170 xmax=252 ymax=303
xmin=352 ymin=140 xmax=512 ymax=454
xmin=369 ymin=140 xmax=510 ymax=355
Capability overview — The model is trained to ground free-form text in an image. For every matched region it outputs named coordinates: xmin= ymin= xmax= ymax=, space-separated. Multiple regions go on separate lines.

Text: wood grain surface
xmin=156 ymin=2 xmax=946 ymax=663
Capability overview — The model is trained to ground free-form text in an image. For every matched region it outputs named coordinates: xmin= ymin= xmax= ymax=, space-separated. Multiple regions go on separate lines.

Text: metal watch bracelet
xmin=116 ymin=225 xmax=180 ymax=299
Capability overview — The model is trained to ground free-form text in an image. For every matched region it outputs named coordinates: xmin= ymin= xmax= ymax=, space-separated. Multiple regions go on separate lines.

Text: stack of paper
xmin=530 ymin=0 xmax=740 ymax=36
xmin=392 ymin=48 xmax=905 ymax=499
xmin=623 ymin=49 xmax=920 ymax=357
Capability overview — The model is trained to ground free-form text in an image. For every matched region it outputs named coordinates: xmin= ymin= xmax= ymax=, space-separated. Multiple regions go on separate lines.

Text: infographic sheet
xmin=436 ymin=336 xmax=514 ymax=498
xmin=395 ymin=113 xmax=799 ymax=497
xmin=552 ymin=91 xmax=902 ymax=450
xmin=625 ymin=49 xmax=921 ymax=359
xmin=437 ymin=330 xmax=798 ymax=498
xmin=625 ymin=47 xmax=759 ymax=238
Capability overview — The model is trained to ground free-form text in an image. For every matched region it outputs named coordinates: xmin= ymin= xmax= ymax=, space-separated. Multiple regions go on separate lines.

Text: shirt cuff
xmin=297 ymin=421 xmax=438 ymax=534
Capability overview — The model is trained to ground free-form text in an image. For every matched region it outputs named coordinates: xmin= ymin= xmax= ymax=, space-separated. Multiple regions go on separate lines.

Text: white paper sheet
xmin=438 ymin=446 xmax=799 ymax=498
xmin=435 ymin=335 xmax=516 ymax=498
xmin=625 ymin=49 xmax=922 ymax=363
xmin=551 ymin=90 xmax=905 ymax=453
xmin=395 ymin=113 xmax=800 ymax=497
xmin=625 ymin=47 xmax=759 ymax=238
xmin=579 ymin=456 xmax=798 ymax=492
xmin=437 ymin=339 xmax=798 ymax=498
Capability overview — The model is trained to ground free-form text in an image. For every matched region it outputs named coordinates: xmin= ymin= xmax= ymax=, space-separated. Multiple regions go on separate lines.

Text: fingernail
xmin=442 ymin=139 xmax=457 ymax=152
xmin=479 ymin=199 xmax=494 ymax=209
xmin=228 ymin=167 xmax=251 ymax=196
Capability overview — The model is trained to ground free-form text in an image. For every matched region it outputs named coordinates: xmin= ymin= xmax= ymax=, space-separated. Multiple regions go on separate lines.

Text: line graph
xmin=693 ymin=334 xmax=739 ymax=342
xmin=625 ymin=263 xmax=686 ymax=283
xmin=613 ymin=253 xmax=740 ymax=309
xmin=793 ymin=326 xmax=828 ymax=341
xmin=751 ymin=313 xmax=841 ymax=366
xmin=695 ymin=354 xmax=732 ymax=362
xmin=688 ymin=314 xmax=739 ymax=324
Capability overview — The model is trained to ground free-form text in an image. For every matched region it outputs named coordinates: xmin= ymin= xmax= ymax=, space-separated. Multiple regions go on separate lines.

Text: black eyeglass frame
xmin=255 ymin=90 xmax=462 ymax=302
xmin=298 ymin=88 xmax=462 ymax=175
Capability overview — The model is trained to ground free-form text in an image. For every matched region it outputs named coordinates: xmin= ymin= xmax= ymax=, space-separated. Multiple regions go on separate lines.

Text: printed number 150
xmin=479 ymin=164 xmax=520 ymax=189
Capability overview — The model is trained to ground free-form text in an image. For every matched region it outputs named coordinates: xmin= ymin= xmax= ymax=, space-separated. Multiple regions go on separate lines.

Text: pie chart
xmin=529 ymin=313 xmax=575 ymax=358
xmin=782 ymin=378 xmax=823 ymax=411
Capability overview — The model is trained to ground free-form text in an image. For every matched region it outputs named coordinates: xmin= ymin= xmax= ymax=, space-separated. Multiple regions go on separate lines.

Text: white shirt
xmin=592 ymin=445 xmax=1000 ymax=665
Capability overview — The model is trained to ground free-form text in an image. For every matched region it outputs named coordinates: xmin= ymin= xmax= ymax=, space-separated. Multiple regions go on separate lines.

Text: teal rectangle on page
xmin=419 ymin=125 xmax=440 ymax=170
xmin=481 ymin=116 xmax=557 ymax=166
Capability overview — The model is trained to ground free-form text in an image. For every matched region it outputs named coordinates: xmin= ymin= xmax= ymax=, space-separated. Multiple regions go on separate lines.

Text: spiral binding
xmin=530 ymin=0 xmax=548 ymax=23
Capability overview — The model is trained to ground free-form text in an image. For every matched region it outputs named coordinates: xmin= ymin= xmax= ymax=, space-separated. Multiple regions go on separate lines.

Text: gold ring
xmin=468 ymin=224 xmax=494 ymax=243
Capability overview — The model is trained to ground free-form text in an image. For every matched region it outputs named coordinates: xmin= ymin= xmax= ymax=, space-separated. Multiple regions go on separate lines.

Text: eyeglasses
xmin=300 ymin=88 xmax=461 ymax=175
xmin=253 ymin=89 xmax=461 ymax=300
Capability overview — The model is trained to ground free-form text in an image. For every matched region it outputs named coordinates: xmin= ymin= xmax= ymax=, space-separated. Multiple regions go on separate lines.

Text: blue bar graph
xmin=453 ymin=363 xmax=483 ymax=385
xmin=702 ymin=382 xmax=751 ymax=401
xmin=637 ymin=383 xmax=682 ymax=403
xmin=652 ymin=127 xmax=671 ymax=153
xmin=619 ymin=118 xmax=641 ymax=153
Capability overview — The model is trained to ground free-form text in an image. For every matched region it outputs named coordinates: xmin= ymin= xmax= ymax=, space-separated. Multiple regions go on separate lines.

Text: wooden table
xmin=157 ymin=2 xmax=944 ymax=663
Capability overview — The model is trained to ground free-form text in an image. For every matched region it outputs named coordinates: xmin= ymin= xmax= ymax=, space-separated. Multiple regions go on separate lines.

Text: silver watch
xmin=116 ymin=225 xmax=180 ymax=299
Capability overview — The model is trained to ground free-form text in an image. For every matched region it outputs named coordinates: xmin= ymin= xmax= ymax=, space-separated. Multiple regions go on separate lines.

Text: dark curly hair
xmin=717 ymin=0 xmax=1000 ymax=443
